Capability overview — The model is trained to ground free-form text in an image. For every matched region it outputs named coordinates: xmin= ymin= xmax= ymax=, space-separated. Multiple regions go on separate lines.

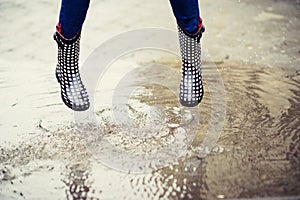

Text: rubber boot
xmin=178 ymin=21 xmax=205 ymax=107
xmin=53 ymin=32 xmax=90 ymax=111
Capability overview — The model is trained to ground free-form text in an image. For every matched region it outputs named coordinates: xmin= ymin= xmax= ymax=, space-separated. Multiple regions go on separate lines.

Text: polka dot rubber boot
xmin=53 ymin=32 xmax=90 ymax=111
xmin=178 ymin=25 xmax=205 ymax=107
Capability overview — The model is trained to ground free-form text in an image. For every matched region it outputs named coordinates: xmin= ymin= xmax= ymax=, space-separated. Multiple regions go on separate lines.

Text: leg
xmin=169 ymin=0 xmax=205 ymax=107
xmin=53 ymin=0 xmax=91 ymax=111
xmin=169 ymin=0 xmax=201 ymax=35
xmin=58 ymin=0 xmax=90 ymax=39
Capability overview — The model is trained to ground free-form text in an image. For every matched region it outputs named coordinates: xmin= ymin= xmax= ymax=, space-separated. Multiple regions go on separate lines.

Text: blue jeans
xmin=58 ymin=0 xmax=201 ymax=39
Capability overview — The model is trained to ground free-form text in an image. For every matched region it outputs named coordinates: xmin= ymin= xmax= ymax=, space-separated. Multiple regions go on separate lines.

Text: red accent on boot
xmin=55 ymin=22 xmax=81 ymax=41
xmin=197 ymin=18 xmax=203 ymax=31
xmin=56 ymin=23 xmax=63 ymax=35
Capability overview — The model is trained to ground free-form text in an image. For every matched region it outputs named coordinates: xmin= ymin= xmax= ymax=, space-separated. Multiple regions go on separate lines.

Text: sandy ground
xmin=0 ymin=0 xmax=300 ymax=199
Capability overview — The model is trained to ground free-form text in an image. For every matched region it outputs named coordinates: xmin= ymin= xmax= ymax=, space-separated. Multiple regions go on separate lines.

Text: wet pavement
xmin=1 ymin=0 xmax=300 ymax=199
xmin=1 ymin=55 xmax=300 ymax=199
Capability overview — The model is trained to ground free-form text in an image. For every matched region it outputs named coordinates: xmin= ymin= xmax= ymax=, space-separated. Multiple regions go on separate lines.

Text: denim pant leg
xmin=58 ymin=0 xmax=90 ymax=39
xmin=169 ymin=0 xmax=200 ymax=35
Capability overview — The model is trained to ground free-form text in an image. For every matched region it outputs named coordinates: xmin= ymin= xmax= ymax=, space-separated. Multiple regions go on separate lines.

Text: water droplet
xmin=167 ymin=123 xmax=180 ymax=128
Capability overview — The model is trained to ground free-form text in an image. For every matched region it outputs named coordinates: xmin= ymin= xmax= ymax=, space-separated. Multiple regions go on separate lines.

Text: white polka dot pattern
xmin=178 ymin=26 xmax=204 ymax=107
xmin=54 ymin=33 xmax=90 ymax=111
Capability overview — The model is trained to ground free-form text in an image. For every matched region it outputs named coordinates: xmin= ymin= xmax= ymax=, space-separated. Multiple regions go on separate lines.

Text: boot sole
xmin=61 ymin=92 xmax=90 ymax=111
xmin=179 ymin=99 xmax=200 ymax=107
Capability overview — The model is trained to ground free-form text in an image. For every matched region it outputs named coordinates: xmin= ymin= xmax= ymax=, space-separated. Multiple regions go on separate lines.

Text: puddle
xmin=0 ymin=54 xmax=299 ymax=199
